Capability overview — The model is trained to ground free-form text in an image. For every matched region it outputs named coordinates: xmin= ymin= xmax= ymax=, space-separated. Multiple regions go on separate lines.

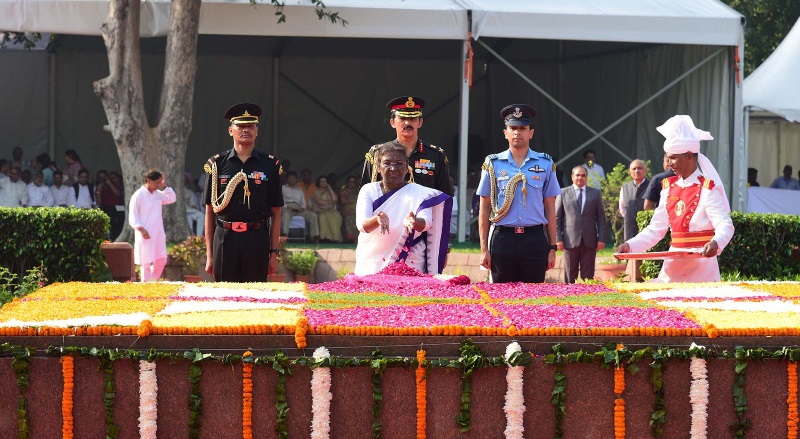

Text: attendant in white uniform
xmin=27 ymin=173 xmax=54 ymax=207
xmin=616 ymin=115 xmax=734 ymax=282
xmin=129 ymin=169 xmax=176 ymax=282
xmin=50 ymin=170 xmax=72 ymax=207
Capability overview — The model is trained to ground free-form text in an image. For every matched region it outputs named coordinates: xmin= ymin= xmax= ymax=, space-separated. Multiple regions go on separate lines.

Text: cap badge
xmin=512 ymin=107 xmax=523 ymax=118
xmin=243 ymin=110 xmax=251 ymax=117
xmin=405 ymin=97 xmax=415 ymax=108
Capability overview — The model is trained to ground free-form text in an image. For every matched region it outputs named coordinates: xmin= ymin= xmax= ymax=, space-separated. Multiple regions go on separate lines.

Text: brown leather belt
xmin=217 ymin=219 xmax=267 ymax=232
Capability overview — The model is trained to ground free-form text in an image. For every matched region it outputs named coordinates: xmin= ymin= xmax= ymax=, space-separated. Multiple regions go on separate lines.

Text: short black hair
xmin=376 ymin=142 xmax=408 ymax=166
xmin=286 ymin=171 xmax=298 ymax=178
xmin=144 ymin=169 xmax=163 ymax=181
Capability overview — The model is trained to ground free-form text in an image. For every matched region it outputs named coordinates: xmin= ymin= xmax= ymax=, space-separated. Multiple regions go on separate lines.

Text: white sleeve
xmin=160 ymin=187 xmax=177 ymax=205
xmin=128 ymin=191 xmax=141 ymax=228
xmin=626 ymin=187 xmax=670 ymax=253
xmin=355 ymin=185 xmax=375 ymax=233
xmin=618 ymin=187 xmax=625 ymax=217
xmin=704 ymin=188 xmax=735 ymax=251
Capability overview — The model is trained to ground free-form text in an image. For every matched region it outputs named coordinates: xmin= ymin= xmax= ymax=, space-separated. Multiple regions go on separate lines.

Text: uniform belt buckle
xmin=232 ymin=221 xmax=248 ymax=232
xmin=514 ymin=227 xmax=524 ymax=234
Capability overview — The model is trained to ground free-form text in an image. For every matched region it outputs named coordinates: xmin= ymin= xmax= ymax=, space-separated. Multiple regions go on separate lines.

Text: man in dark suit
xmin=555 ymin=166 xmax=608 ymax=283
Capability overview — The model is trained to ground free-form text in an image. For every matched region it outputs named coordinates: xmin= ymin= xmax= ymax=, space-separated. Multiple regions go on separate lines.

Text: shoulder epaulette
xmin=268 ymin=154 xmax=275 ymax=160
xmin=703 ymin=178 xmax=715 ymax=190
xmin=203 ymin=154 xmax=220 ymax=174
xmin=663 ymin=175 xmax=679 ymax=189
xmin=539 ymin=152 xmax=553 ymax=161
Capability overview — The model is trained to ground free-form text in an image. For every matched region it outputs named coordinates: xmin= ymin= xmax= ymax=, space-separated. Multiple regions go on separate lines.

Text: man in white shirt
xmin=0 ymin=166 xmax=28 ymax=207
xmin=27 ymin=173 xmax=54 ymax=207
xmin=68 ymin=169 xmax=96 ymax=209
xmin=50 ymin=170 xmax=72 ymax=207
xmin=129 ymin=169 xmax=176 ymax=282
xmin=280 ymin=171 xmax=319 ymax=241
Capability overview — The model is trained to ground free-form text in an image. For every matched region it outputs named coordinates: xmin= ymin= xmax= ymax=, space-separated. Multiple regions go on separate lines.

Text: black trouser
xmin=489 ymin=225 xmax=549 ymax=283
xmin=212 ymin=225 xmax=272 ymax=282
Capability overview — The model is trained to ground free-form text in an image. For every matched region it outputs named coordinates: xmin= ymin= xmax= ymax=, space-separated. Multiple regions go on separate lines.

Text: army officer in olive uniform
xmin=360 ymin=96 xmax=453 ymax=196
xmin=477 ymin=104 xmax=560 ymax=283
xmin=203 ymin=103 xmax=284 ymax=282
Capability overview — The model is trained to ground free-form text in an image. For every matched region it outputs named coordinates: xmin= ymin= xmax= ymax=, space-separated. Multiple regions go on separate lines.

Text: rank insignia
xmin=203 ymin=163 xmax=212 ymax=174
xmin=528 ymin=165 xmax=546 ymax=173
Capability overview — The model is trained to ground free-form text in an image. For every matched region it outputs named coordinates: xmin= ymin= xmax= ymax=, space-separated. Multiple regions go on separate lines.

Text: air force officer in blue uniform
xmin=477 ymin=105 xmax=560 ymax=283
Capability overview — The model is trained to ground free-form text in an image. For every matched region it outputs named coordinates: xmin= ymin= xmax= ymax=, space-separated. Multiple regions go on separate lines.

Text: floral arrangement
xmin=168 ymin=236 xmax=206 ymax=274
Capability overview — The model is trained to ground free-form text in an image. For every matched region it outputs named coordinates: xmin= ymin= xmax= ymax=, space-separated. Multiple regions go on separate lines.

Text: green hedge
xmin=635 ymin=210 xmax=800 ymax=280
xmin=0 ymin=207 xmax=110 ymax=282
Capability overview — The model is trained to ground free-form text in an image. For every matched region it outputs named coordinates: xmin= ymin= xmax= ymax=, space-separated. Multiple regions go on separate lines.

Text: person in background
xmin=581 ymin=149 xmax=605 ymax=189
xmin=312 ymin=175 xmax=343 ymax=242
xmin=747 ymin=167 xmax=759 ymax=187
xmin=327 ymin=173 xmax=339 ymax=195
xmin=770 ymin=165 xmax=800 ymax=190
xmin=184 ymin=172 xmax=205 ymax=236
xmin=20 ymin=169 xmax=32 ymax=185
xmin=129 ymin=169 xmax=176 ymax=282
xmin=361 ymin=96 xmax=453 ymax=196
xmin=338 ymin=175 xmax=360 ymax=243
xmin=36 ymin=153 xmax=57 ymax=187
xmin=62 ymin=149 xmax=84 ymax=186
xmin=619 ymin=159 xmax=648 ymax=282
xmin=27 ymin=172 xmax=54 ymax=207
xmin=616 ymin=115 xmax=734 ymax=283
xmin=69 ymin=169 xmax=96 ymax=209
xmin=281 ymin=171 xmax=320 ymax=242
xmin=49 ymin=170 xmax=71 ymax=207
xmin=0 ymin=159 xmax=9 ymax=177
xmin=0 ymin=166 xmax=28 ymax=207
xmin=555 ymin=166 xmax=608 ymax=283
xmin=299 ymin=169 xmax=317 ymax=208
xmin=11 ymin=147 xmax=34 ymax=174
xmin=98 ymin=170 xmax=125 ymax=240
xmin=643 ymin=153 xmax=675 ymax=211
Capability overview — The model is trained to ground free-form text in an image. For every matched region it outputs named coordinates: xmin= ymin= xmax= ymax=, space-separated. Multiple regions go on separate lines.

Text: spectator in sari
xmin=354 ymin=142 xmax=452 ymax=275
xmin=339 ymin=175 xmax=359 ymax=243
xmin=312 ymin=175 xmax=343 ymax=242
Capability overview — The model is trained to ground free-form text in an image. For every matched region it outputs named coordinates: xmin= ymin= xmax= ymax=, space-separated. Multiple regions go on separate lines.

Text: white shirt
xmin=69 ymin=184 xmax=95 ymax=209
xmin=282 ymin=184 xmax=307 ymax=210
xmin=129 ymin=185 xmax=176 ymax=264
xmin=50 ymin=184 xmax=72 ymax=206
xmin=27 ymin=183 xmax=54 ymax=207
xmin=0 ymin=176 xmax=28 ymax=207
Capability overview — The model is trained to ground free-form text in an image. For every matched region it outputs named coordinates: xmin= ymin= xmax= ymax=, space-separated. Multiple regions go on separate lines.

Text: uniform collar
xmin=677 ymin=168 xmax=703 ymax=187
xmin=497 ymin=148 xmax=535 ymax=164
xmin=224 ymin=148 xmax=264 ymax=163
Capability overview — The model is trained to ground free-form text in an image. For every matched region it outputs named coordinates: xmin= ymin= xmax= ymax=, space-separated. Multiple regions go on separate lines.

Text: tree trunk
xmin=94 ymin=0 xmax=201 ymax=243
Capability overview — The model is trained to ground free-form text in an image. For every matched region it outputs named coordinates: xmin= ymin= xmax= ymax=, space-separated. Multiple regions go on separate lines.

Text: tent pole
xmin=272 ymin=56 xmax=280 ymax=155
xmin=49 ymin=51 xmax=56 ymax=160
xmin=733 ymin=39 xmax=746 ymax=212
xmin=457 ymin=29 xmax=471 ymax=243
xmin=475 ymin=39 xmax=624 ymax=163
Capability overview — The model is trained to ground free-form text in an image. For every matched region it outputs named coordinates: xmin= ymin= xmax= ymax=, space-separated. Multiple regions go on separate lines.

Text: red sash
xmin=665 ymin=176 xmax=715 ymax=248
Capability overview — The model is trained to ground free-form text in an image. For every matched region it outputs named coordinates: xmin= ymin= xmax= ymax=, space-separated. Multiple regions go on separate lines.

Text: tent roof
xmin=0 ymin=0 xmax=742 ymax=44
xmin=743 ymin=17 xmax=800 ymax=122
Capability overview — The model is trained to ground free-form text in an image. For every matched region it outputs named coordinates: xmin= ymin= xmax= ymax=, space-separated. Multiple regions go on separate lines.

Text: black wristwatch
xmin=269 ymin=249 xmax=280 ymax=255
xmin=548 ymin=245 xmax=557 ymax=251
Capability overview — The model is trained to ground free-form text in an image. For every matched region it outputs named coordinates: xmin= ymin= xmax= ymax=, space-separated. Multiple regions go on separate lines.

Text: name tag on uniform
xmin=497 ymin=175 xmax=509 ymax=181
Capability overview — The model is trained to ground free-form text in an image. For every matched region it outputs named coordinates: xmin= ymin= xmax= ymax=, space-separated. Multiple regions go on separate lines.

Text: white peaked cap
xmin=656 ymin=115 xmax=713 ymax=154
xmin=657 ymin=115 xmax=729 ymax=212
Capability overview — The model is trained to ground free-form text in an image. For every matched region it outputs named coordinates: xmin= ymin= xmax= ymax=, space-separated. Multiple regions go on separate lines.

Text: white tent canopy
xmin=743 ymin=17 xmax=800 ymax=122
xmin=0 ymin=0 xmax=746 ymax=236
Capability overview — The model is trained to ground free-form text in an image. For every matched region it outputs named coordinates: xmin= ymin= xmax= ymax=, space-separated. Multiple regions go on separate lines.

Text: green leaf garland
xmin=272 ymin=351 xmax=292 ymax=439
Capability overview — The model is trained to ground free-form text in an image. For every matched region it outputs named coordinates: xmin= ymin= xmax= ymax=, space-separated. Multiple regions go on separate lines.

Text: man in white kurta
xmin=617 ymin=115 xmax=734 ymax=282
xmin=27 ymin=173 xmax=54 ymax=207
xmin=129 ymin=170 xmax=176 ymax=282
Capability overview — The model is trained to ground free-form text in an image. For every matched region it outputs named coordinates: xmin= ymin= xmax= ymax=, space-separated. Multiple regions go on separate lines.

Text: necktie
xmin=576 ymin=188 xmax=583 ymax=213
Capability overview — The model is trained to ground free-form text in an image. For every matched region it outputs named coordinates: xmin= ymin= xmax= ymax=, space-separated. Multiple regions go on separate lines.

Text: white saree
xmin=354 ymin=183 xmax=452 ymax=276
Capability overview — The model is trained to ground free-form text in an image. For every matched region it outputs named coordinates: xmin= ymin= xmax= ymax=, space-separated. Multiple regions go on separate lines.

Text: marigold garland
xmin=61 ymin=355 xmax=74 ymax=439
xmin=137 ymin=319 xmax=152 ymax=337
xmin=242 ymin=351 xmax=253 ymax=439
xmin=415 ymin=349 xmax=427 ymax=439
xmin=295 ymin=316 xmax=308 ymax=349
xmin=789 ymin=361 xmax=798 ymax=439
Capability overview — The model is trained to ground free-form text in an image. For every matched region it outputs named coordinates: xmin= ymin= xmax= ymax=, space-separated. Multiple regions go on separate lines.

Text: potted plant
xmin=168 ymin=236 xmax=206 ymax=282
xmin=284 ymin=250 xmax=318 ymax=283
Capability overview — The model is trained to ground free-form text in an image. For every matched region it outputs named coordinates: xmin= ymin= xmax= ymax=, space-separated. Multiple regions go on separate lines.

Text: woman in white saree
xmin=354 ymin=143 xmax=452 ymax=275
